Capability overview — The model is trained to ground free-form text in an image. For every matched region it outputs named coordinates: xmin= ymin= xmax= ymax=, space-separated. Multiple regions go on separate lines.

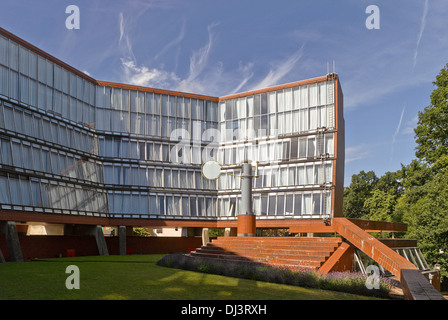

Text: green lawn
xmin=0 ymin=255 xmax=381 ymax=300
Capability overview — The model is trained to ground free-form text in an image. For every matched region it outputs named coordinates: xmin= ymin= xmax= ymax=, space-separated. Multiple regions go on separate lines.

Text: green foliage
xmin=158 ymin=254 xmax=393 ymax=299
xmin=363 ymin=189 xmax=397 ymax=222
xmin=415 ymin=64 xmax=448 ymax=164
xmin=343 ymin=170 xmax=378 ymax=219
xmin=133 ymin=227 xmax=152 ymax=237
xmin=208 ymin=228 xmax=225 ymax=238
xmin=343 ymin=64 xmax=448 ymax=284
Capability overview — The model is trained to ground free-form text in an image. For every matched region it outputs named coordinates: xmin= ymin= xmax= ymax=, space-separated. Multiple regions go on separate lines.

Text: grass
xmin=0 ymin=254 xmax=384 ymax=300
xmin=158 ymin=253 xmax=394 ymax=299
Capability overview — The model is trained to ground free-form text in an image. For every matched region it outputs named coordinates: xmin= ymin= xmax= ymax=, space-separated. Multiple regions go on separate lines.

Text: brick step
xmin=198 ymin=246 xmax=334 ymax=257
xmin=211 ymin=238 xmax=341 ymax=246
xmin=189 ymin=237 xmax=343 ymax=271
xmin=190 ymin=251 xmax=324 ymax=269
xmin=193 ymin=247 xmax=330 ymax=262
xmin=194 ymin=250 xmax=330 ymax=262
xmin=207 ymin=243 xmax=339 ymax=251
xmin=214 ymin=236 xmax=342 ymax=241
xmin=212 ymin=237 xmax=342 ymax=245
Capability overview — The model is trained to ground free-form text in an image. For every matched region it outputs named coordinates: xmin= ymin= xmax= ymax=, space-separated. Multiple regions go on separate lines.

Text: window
xmin=260 ymin=194 xmax=268 ymax=216
xmin=0 ymin=36 xmax=8 ymax=67
xmin=285 ymin=194 xmax=294 ymax=215
xmin=313 ymin=193 xmax=321 ymax=215
xmin=290 ymin=138 xmax=298 ymax=158
xmin=182 ymin=196 xmax=189 ymax=216
xmin=0 ymin=138 xmax=12 ymax=165
xmin=9 ymin=41 xmax=19 ymax=71
xmin=190 ymin=197 xmax=197 ymax=216
xmin=308 ymin=137 xmax=315 ymax=158
xmin=0 ymin=65 xmax=8 ymax=96
xmin=276 ymin=194 xmax=284 ymax=215
xmin=0 ymin=173 xmax=10 ymax=203
xmin=267 ymin=195 xmax=276 ymax=216
xmin=158 ymin=195 xmax=165 ymax=215
xmin=303 ymin=193 xmax=312 ymax=214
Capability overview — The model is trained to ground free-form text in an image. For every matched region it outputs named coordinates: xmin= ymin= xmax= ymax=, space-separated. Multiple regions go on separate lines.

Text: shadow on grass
xmin=157 ymin=253 xmax=395 ymax=300
xmin=0 ymin=254 xmax=386 ymax=300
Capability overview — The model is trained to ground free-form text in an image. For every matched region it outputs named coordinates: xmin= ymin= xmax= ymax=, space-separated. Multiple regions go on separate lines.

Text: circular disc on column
xmin=201 ymin=160 xmax=222 ymax=180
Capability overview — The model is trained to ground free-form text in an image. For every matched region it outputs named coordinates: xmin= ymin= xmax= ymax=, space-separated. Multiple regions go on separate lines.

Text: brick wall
xmin=0 ymin=235 xmax=202 ymax=261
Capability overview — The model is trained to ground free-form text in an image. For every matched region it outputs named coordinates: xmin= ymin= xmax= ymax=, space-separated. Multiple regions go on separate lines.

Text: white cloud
xmin=154 ymin=18 xmax=186 ymax=61
xmin=116 ymin=12 xmax=305 ymax=97
xmin=250 ymin=45 xmax=305 ymax=91
xmin=178 ymin=22 xmax=219 ymax=93
xmin=121 ymin=58 xmax=179 ymax=88
xmin=345 ymin=144 xmax=370 ymax=164
xmin=118 ymin=12 xmax=181 ymax=89
xmin=229 ymin=62 xmax=254 ymax=94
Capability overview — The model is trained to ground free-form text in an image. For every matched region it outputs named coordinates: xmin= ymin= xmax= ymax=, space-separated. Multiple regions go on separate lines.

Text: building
xmin=0 ymin=27 xmax=344 ymax=233
xmin=0 ymin=28 xmax=444 ymax=300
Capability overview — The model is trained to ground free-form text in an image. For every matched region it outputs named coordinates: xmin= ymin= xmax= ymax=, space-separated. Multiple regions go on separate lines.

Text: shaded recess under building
xmin=0 ymin=27 xmax=444 ymax=300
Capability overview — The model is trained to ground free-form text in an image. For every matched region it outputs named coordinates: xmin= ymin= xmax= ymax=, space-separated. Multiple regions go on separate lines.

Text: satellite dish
xmin=201 ymin=160 xmax=222 ymax=180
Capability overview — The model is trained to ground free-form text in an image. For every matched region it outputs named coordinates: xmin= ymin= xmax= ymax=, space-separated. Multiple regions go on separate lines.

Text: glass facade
xmin=0 ymin=30 xmax=342 ymax=221
xmin=217 ymin=82 xmax=336 ymax=220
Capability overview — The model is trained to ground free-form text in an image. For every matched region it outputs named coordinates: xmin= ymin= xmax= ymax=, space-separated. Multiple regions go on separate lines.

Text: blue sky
xmin=1 ymin=0 xmax=448 ymax=185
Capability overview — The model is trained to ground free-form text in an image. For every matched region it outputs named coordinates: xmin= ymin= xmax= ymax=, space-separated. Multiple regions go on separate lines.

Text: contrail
xmin=413 ymin=0 xmax=429 ymax=70
xmin=390 ymin=105 xmax=406 ymax=162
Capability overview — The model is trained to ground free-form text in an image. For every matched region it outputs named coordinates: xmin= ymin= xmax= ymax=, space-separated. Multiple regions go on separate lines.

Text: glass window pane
xmin=9 ymin=177 xmax=21 ymax=205
xmin=277 ymin=194 xmax=284 ymax=216
xmin=19 ymin=46 xmax=29 ymax=75
xmin=0 ymin=65 xmax=8 ymax=96
xmin=294 ymin=194 xmax=302 ymax=215
xmin=9 ymin=70 xmax=19 ymax=100
xmin=9 ymin=41 xmax=18 ymax=71
xmin=0 ymin=36 xmax=8 ymax=66
xmin=313 ymin=193 xmax=321 ymax=215
xmin=303 ymin=194 xmax=312 ymax=214
xmin=0 ymin=174 xmax=11 ymax=204
xmin=268 ymin=195 xmax=276 ymax=216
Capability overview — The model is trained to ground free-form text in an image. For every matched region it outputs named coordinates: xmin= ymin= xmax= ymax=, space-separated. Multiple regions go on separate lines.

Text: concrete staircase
xmin=190 ymin=236 xmax=343 ymax=270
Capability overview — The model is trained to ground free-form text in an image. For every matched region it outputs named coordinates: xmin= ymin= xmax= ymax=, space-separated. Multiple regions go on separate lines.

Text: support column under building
xmin=118 ymin=226 xmax=126 ymax=256
xmin=237 ymin=161 xmax=256 ymax=237
xmin=92 ymin=225 xmax=109 ymax=256
xmin=1 ymin=221 xmax=24 ymax=262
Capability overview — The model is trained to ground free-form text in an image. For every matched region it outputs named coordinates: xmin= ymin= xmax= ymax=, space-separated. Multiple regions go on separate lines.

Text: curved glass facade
xmin=0 ymin=29 xmax=343 ymax=221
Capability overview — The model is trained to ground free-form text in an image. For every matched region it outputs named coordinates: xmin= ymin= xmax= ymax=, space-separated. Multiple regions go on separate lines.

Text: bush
xmin=156 ymin=254 xmax=394 ymax=299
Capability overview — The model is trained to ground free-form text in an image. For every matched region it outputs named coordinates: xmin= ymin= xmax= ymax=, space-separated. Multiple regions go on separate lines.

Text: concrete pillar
xmin=240 ymin=162 xmax=253 ymax=216
xmin=0 ymin=248 xmax=5 ymax=263
xmin=118 ymin=226 xmax=127 ymax=256
xmin=202 ymin=228 xmax=210 ymax=246
xmin=224 ymin=228 xmax=237 ymax=237
xmin=92 ymin=225 xmax=109 ymax=256
xmin=237 ymin=161 xmax=256 ymax=237
xmin=1 ymin=221 xmax=24 ymax=262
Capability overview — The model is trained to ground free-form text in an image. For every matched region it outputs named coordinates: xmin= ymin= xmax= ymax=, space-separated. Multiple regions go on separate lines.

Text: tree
xmin=396 ymin=64 xmax=448 ymax=281
xmin=414 ymin=63 xmax=448 ymax=164
xmin=395 ymin=161 xmax=448 ymax=280
xmin=343 ymin=170 xmax=378 ymax=219
xmin=363 ymin=189 xmax=397 ymax=222
xmin=343 ymin=64 xmax=448 ymax=284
